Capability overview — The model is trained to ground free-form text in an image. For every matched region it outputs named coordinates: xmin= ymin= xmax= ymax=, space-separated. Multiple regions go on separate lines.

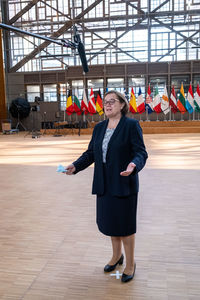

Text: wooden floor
xmin=0 ymin=132 xmax=200 ymax=300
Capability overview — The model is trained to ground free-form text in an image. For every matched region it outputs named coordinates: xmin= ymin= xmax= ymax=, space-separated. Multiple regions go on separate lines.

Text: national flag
xmin=145 ymin=84 xmax=154 ymax=113
xmin=186 ymin=84 xmax=194 ymax=114
xmin=194 ymin=84 xmax=200 ymax=113
xmin=177 ymin=83 xmax=187 ymax=114
xmin=169 ymin=86 xmax=178 ymax=113
xmin=129 ymin=87 xmax=137 ymax=113
xmin=96 ymin=89 xmax=104 ymax=116
xmin=81 ymin=89 xmax=88 ymax=115
xmin=66 ymin=90 xmax=74 ymax=115
xmin=137 ymin=87 xmax=145 ymax=114
xmin=161 ymin=86 xmax=170 ymax=114
xmin=88 ymin=88 xmax=96 ymax=115
xmin=153 ymin=86 xmax=162 ymax=113
xmin=123 ymin=88 xmax=129 ymax=101
xmin=73 ymin=92 xmax=82 ymax=115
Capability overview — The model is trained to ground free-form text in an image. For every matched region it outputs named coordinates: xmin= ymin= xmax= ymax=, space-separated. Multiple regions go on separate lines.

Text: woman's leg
xmin=121 ymin=234 xmax=135 ymax=275
xmin=108 ymin=236 xmax=122 ymax=265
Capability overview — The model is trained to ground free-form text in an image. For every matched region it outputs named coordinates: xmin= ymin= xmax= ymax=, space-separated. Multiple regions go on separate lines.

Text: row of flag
xmin=66 ymin=84 xmax=200 ymax=116
xmin=66 ymin=88 xmax=104 ymax=116
xmin=129 ymin=83 xmax=200 ymax=115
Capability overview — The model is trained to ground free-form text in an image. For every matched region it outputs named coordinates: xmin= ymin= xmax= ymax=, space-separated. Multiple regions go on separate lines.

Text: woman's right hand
xmin=65 ymin=164 xmax=76 ymax=175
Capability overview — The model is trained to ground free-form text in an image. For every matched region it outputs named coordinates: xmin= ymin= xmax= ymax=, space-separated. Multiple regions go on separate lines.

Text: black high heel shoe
xmin=121 ymin=262 xmax=136 ymax=283
xmin=104 ymin=254 xmax=124 ymax=272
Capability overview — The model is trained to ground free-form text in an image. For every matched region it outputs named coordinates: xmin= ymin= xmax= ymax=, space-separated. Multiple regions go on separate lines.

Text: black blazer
xmin=73 ymin=116 xmax=148 ymax=197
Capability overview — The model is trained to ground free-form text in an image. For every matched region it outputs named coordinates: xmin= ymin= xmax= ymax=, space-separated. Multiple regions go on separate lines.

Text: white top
xmin=102 ymin=128 xmax=115 ymax=163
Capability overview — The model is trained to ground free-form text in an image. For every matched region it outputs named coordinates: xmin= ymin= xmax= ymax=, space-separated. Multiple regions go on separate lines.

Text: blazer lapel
xmin=107 ymin=115 xmax=126 ymax=154
xmin=99 ymin=119 xmax=109 ymax=143
xmin=96 ymin=119 xmax=109 ymax=161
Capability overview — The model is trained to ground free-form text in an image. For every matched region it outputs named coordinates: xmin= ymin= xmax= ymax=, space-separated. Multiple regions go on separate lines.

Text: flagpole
xmin=145 ymin=107 xmax=149 ymax=121
xmin=83 ymin=112 xmax=86 ymax=122
xmin=156 ymin=113 xmax=158 ymax=121
xmin=193 ymin=106 xmax=195 ymax=121
xmin=191 ymin=81 xmax=195 ymax=121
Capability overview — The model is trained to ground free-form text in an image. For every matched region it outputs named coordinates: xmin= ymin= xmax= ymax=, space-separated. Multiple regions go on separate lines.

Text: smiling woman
xmin=103 ymin=91 xmax=129 ymax=119
xmin=65 ymin=90 xmax=148 ymax=283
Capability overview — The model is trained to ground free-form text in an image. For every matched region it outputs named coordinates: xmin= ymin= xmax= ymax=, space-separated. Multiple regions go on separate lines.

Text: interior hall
xmin=0 ymin=1 xmax=200 ymax=299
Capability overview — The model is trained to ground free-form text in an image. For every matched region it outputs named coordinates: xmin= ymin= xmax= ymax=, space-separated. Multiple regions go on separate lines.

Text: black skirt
xmin=96 ymin=163 xmax=138 ymax=237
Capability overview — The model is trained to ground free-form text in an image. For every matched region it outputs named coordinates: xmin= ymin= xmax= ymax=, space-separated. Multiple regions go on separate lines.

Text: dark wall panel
xmin=149 ymin=62 xmax=168 ymax=74
xmin=127 ymin=63 xmax=146 ymax=75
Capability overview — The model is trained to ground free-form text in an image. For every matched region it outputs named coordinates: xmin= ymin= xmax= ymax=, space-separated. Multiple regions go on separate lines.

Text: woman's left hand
xmin=120 ymin=162 xmax=136 ymax=176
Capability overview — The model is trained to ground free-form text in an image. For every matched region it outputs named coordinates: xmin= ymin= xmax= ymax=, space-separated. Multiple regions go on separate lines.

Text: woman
xmin=65 ymin=90 xmax=148 ymax=283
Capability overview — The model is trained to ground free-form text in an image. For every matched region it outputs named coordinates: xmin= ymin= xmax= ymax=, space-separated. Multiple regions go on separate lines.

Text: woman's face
xmin=103 ymin=93 xmax=124 ymax=118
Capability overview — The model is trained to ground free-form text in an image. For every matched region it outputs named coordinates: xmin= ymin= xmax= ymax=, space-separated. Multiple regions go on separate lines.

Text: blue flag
xmin=186 ymin=100 xmax=193 ymax=114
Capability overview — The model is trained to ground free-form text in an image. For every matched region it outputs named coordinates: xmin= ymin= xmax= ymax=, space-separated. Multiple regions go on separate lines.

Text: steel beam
xmin=10 ymin=0 xmax=103 ymax=72
xmin=156 ymin=31 xmax=199 ymax=62
xmin=153 ymin=17 xmax=200 ymax=48
xmin=87 ymin=0 xmax=172 ymax=63
xmin=1 ymin=0 xmax=11 ymax=72
xmin=12 ymin=9 xmax=200 ymax=26
xmin=9 ymin=0 xmax=40 ymax=25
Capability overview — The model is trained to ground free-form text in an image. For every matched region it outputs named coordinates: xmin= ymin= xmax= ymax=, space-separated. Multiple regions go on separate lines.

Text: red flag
xmin=80 ymin=90 xmax=88 ymax=115
xmin=146 ymin=84 xmax=154 ymax=113
xmin=153 ymin=87 xmax=162 ymax=114
xmin=96 ymin=89 xmax=104 ymax=115
xmin=169 ymin=86 xmax=178 ymax=113
xmin=88 ymin=88 xmax=96 ymax=115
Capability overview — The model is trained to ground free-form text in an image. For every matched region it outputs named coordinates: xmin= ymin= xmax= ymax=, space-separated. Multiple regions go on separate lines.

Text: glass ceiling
xmin=0 ymin=0 xmax=199 ymax=72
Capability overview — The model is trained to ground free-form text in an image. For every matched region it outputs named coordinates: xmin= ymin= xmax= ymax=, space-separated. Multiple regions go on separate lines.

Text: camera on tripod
xmin=31 ymin=97 xmax=41 ymax=112
xmin=31 ymin=105 xmax=38 ymax=112
xmin=29 ymin=98 xmax=41 ymax=138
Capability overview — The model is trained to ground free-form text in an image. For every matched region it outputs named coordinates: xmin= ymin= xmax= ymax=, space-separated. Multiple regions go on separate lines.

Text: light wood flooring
xmin=0 ymin=132 xmax=200 ymax=300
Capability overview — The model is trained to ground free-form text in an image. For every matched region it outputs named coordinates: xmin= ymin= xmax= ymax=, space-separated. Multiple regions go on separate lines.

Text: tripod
xmin=14 ymin=105 xmax=27 ymax=131
xmin=25 ymin=106 xmax=41 ymax=138
xmin=41 ymin=111 xmax=47 ymax=135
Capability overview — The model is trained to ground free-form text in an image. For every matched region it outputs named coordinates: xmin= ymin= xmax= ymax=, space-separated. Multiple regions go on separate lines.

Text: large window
xmin=107 ymin=78 xmax=124 ymax=93
xmin=128 ymin=77 xmax=145 ymax=98
xmin=171 ymin=75 xmax=190 ymax=94
xmin=88 ymin=79 xmax=104 ymax=98
xmin=26 ymin=85 xmax=40 ymax=102
xmin=71 ymin=80 xmax=84 ymax=99
xmin=193 ymin=75 xmax=200 ymax=89
xmin=149 ymin=76 xmax=167 ymax=95
xmin=43 ymin=84 xmax=57 ymax=102
xmin=5 ymin=0 xmax=200 ymax=72
xmin=59 ymin=83 xmax=68 ymax=110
